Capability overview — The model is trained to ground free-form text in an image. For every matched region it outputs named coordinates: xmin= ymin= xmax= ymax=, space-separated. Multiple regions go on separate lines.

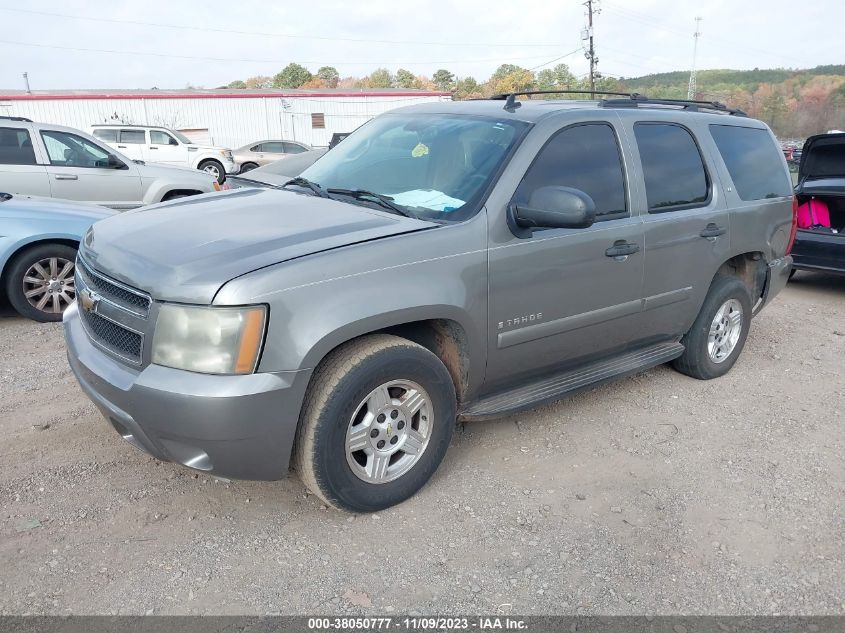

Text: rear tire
xmin=198 ymin=159 xmax=225 ymax=184
xmin=239 ymin=162 xmax=259 ymax=173
xmin=294 ymin=334 xmax=456 ymax=513
xmin=5 ymin=243 xmax=78 ymax=322
xmin=672 ymin=275 xmax=752 ymax=380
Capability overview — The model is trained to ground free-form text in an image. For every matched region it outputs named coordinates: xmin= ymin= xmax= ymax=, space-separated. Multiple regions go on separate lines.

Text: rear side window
xmin=514 ymin=123 xmax=628 ymax=222
xmin=710 ymin=125 xmax=792 ymax=200
xmin=0 ymin=127 xmax=37 ymax=165
xmin=92 ymin=129 xmax=117 ymax=142
xmin=634 ymin=123 xmax=709 ymax=212
xmin=119 ymin=130 xmax=145 ymax=144
xmin=262 ymin=142 xmax=284 ymax=153
xmin=283 ymin=142 xmax=306 ymax=154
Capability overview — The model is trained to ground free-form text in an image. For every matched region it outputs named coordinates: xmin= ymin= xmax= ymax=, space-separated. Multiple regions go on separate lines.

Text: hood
xmin=0 ymin=193 xmax=115 ymax=221
xmin=798 ymin=133 xmax=845 ymax=183
xmin=136 ymin=161 xmax=217 ymax=180
xmin=80 ymin=188 xmax=436 ymax=304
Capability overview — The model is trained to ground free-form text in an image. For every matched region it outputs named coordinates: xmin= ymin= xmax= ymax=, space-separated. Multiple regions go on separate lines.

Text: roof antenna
xmin=503 ymin=93 xmax=521 ymax=112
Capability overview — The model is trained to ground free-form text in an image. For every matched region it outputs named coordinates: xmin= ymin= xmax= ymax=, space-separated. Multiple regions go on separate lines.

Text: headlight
xmin=151 ymin=305 xmax=267 ymax=375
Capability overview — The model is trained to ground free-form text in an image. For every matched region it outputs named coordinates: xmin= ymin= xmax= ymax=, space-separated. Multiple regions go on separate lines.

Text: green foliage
xmin=227 ymin=80 xmax=247 ymax=89
xmin=536 ymin=64 xmax=577 ymax=91
xmin=394 ymin=68 xmax=417 ymax=89
xmin=273 ymin=63 xmax=313 ymax=89
xmin=316 ymin=66 xmax=340 ymax=88
xmin=432 ymin=69 xmax=455 ymax=91
xmin=367 ymin=68 xmax=393 ymax=88
xmin=454 ymin=76 xmax=481 ymax=100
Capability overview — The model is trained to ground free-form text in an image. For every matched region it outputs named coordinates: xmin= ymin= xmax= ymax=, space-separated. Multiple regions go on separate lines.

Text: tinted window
xmin=634 ymin=123 xmax=708 ymax=212
xmin=262 ymin=142 xmax=284 ymax=153
xmin=119 ymin=130 xmax=145 ymax=144
xmin=41 ymin=130 xmax=111 ymax=167
xmin=92 ymin=129 xmax=117 ymax=142
xmin=150 ymin=130 xmax=176 ymax=145
xmin=513 ymin=123 xmax=627 ymax=221
xmin=283 ymin=142 xmax=306 ymax=154
xmin=0 ymin=127 xmax=37 ymax=165
xmin=710 ymin=125 xmax=791 ymax=200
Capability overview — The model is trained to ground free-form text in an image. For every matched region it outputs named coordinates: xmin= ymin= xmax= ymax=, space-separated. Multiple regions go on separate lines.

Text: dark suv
xmin=64 ymin=93 xmax=796 ymax=512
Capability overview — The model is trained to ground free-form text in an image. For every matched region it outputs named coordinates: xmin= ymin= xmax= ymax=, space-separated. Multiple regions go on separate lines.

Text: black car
xmin=791 ymin=133 xmax=845 ymax=276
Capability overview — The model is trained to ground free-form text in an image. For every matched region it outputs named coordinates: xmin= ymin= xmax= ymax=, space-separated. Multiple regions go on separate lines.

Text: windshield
xmin=171 ymin=130 xmax=194 ymax=144
xmin=301 ymin=113 xmax=528 ymax=221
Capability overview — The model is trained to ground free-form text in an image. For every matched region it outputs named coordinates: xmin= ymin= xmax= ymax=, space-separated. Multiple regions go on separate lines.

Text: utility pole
xmin=583 ymin=0 xmax=599 ymax=97
xmin=22 ymin=72 xmax=31 ymax=94
xmin=687 ymin=17 xmax=702 ymax=100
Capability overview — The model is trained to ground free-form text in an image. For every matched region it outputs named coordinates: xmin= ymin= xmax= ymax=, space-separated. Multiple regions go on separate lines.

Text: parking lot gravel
xmin=0 ymin=272 xmax=843 ymax=616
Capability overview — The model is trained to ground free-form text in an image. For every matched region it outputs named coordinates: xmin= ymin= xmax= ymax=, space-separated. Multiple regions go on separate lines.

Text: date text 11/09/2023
xmin=307 ymin=617 xmax=528 ymax=631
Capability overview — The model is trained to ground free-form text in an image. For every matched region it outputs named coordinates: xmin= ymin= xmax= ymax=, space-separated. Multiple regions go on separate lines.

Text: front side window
xmin=634 ymin=122 xmax=709 ymax=212
xmin=710 ymin=125 xmax=792 ymax=200
xmin=41 ymin=130 xmax=111 ymax=167
xmin=0 ymin=127 xmax=37 ymax=165
xmin=150 ymin=130 xmax=177 ymax=145
xmin=301 ymin=113 xmax=528 ymax=221
xmin=512 ymin=123 xmax=628 ymax=222
xmin=92 ymin=129 xmax=117 ymax=142
xmin=119 ymin=130 xmax=146 ymax=144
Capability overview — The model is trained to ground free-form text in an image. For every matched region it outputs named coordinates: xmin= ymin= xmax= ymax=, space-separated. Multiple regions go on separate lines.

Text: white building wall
xmin=1 ymin=95 xmax=450 ymax=149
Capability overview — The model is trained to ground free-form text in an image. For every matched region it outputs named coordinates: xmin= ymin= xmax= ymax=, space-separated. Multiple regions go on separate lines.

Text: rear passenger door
xmin=115 ymin=129 xmax=146 ymax=162
xmin=0 ymin=125 xmax=51 ymax=197
xmin=626 ymin=120 xmax=731 ymax=340
xmin=485 ymin=122 xmax=645 ymax=388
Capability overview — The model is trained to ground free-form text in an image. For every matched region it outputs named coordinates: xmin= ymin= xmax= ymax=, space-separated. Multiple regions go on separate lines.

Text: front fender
xmin=214 ymin=216 xmax=490 ymax=396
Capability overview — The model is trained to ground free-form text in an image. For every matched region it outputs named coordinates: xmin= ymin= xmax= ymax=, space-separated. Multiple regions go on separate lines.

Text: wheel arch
xmin=1 ymin=236 xmax=80 ymax=287
xmin=714 ymin=251 xmax=768 ymax=309
xmin=298 ymin=311 xmax=477 ymax=405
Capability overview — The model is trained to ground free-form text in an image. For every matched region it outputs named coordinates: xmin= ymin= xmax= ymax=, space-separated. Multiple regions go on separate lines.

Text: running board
xmin=459 ymin=342 xmax=684 ymax=421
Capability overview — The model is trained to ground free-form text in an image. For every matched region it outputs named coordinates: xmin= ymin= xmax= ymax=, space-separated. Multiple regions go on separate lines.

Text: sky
xmin=0 ymin=0 xmax=841 ymax=91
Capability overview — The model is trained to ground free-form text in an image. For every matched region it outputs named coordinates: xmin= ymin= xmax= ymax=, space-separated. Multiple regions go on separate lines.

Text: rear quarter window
xmin=710 ymin=125 xmax=792 ymax=200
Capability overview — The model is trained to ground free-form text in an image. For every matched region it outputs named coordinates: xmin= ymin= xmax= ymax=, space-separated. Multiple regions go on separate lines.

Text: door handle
xmin=117 ymin=145 xmax=127 ymax=148
xmin=149 ymin=146 xmax=158 ymax=150
xmin=700 ymin=223 xmax=727 ymax=238
xmin=54 ymin=174 xmax=78 ymax=180
xmin=605 ymin=240 xmax=640 ymax=258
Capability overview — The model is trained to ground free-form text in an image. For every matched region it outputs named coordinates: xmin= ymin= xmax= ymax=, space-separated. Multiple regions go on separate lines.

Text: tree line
xmin=223 ymin=63 xmax=845 ymax=138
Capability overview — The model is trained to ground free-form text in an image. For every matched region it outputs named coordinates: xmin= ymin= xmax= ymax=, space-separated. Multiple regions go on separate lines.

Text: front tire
xmin=672 ymin=275 xmax=752 ymax=380
xmin=198 ymin=159 xmax=225 ymax=184
xmin=294 ymin=334 xmax=456 ymax=512
xmin=5 ymin=243 xmax=77 ymax=322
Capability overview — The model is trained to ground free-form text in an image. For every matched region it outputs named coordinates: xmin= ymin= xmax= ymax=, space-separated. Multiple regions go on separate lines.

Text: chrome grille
xmin=75 ymin=255 xmax=151 ymax=365
xmin=76 ymin=257 xmax=150 ymax=316
xmin=79 ymin=308 xmax=143 ymax=360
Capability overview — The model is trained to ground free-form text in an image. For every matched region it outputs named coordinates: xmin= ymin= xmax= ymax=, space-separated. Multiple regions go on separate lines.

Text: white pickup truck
xmin=89 ymin=124 xmax=235 ymax=184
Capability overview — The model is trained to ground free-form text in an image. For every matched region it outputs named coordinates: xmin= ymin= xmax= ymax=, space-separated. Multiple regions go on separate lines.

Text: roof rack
xmin=0 ymin=116 xmax=33 ymax=122
xmin=600 ymin=94 xmax=747 ymax=116
xmin=490 ymin=90 xmax=639 ymax=112
xmin=488 ymin=90 xmax=746 ymax=116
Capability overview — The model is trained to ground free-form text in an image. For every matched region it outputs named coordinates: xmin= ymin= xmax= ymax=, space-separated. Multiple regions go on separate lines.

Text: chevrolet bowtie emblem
xmin=79 ymin=288 xmax=99 ymax=313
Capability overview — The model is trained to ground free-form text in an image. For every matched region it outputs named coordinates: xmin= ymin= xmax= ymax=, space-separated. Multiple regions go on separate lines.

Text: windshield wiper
xmin=282 ymin=176 xmax=329 ymax=198
xmin=327 ymin=188 xmax=414 ymax=217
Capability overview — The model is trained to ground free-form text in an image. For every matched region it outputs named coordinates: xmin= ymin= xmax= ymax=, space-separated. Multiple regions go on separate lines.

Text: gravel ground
xmin=0 ymin=273 xmax=843 ymax=616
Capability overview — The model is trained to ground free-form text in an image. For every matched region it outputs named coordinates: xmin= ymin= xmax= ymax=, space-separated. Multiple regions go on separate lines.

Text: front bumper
xmin=64 ymin=302 xmax=311 ymax=480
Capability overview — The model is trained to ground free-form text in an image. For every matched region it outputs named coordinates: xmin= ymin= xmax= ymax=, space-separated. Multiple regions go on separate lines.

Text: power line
xmin=0 ymin=6 xmax=564 ymax=49
xmin=0 ymin=38 xmax=563 ymax=67
xmin=527 ymin=48 xmax=584 ymax=72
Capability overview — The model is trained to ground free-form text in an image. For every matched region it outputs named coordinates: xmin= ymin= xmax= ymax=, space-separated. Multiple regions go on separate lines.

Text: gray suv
xmin=64 ymin=93 xmax=795 ymax=512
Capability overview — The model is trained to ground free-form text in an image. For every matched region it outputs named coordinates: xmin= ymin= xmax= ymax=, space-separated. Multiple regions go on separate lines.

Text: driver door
xmin=147 ymin=130 xmax=189 ymax=166
xmin=39 ymin=129 xmax=143 ymax=209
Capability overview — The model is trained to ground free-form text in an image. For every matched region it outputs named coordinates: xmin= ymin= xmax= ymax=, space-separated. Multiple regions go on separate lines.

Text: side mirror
xmin=509 ymin=186 xmax=596 ymax=237
xmin=107 ymin=154 xmax=127 ymax=170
